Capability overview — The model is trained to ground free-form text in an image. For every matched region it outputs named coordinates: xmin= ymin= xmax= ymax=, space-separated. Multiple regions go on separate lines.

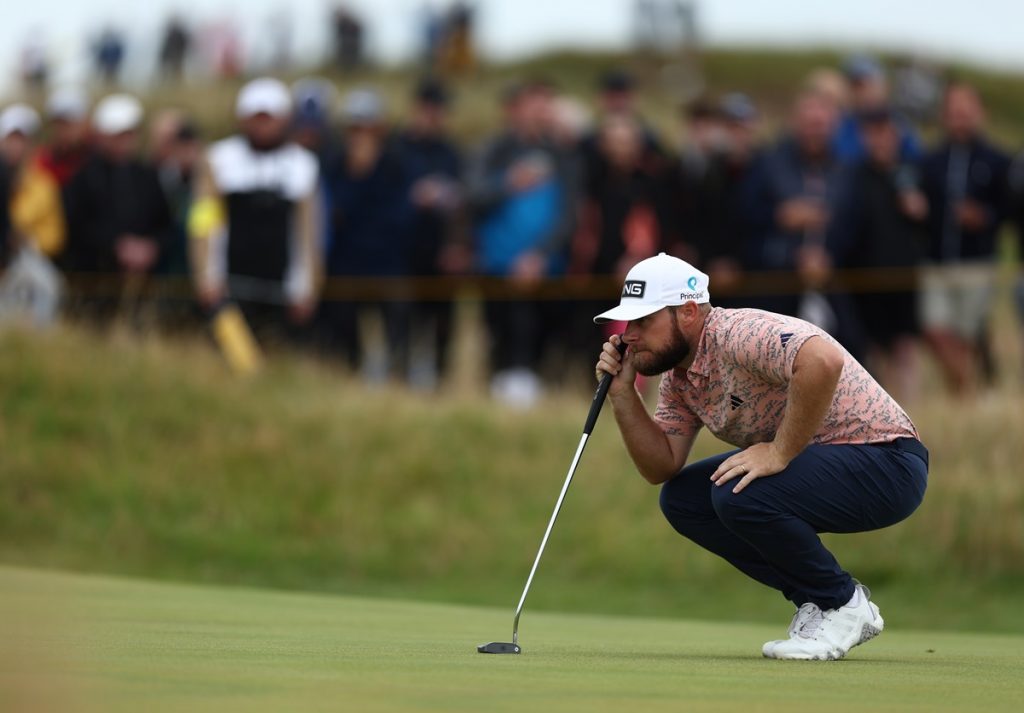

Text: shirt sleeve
xmin=722 ymin=313 xmax=820 ymax=385
xmin=652 ymin=371 xmax=703 ymax=439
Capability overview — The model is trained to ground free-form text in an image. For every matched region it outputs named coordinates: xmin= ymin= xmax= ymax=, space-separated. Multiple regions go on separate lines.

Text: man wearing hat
xmin=594 ymin=253 xmax=928 ymax=660
xmin=35 ymin=86 xmax=92 ymax=188
xmin=64 ymin=93 xmax=173 ymax=315
xmin=189 ymin=77 xmax=321 ymax=339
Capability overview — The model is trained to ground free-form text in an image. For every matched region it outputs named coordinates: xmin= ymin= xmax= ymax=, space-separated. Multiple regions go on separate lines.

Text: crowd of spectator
xmin=2 ymin=53 xmax=1024 ymax=407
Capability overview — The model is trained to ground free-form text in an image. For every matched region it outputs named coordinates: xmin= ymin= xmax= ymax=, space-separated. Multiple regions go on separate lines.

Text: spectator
xmin=19 ymin=34 xmax=49 ymax=94
xmin=35 ymin=87 xmax=92 ymax=190
xmin=158 ymin=16 xmax=191 ymax=83
xmin=320 ymin=88 xmax=414 ymax=380
xmin=290 ymin=78 xmax=340 ymax=167
xmin=918 ymin=82 xmax=1010 ymax=395
xmin=0 ymin=104 xmax=64 ymax=325
xmin=745 ymin=88 xmax=865 ymax=361
xmin=832 ymin=106 xmax=928 ymax=403
xmin=678 ymin=96 xmax=724 ymax=185
xmin=440 ymin=2 xmax=476 ymax=77
xmin=683 ymin=92 xmax=765 ymax=305
xmin=332 ymin=5 xmax=365 ymax=73
xmin=64 ymin=94 xmax=173 ymax=322
xmin=834 ymin=54 xmax=921 ymax=163
xmin=93 ymin=26 xmax=126 ymax=85
xmin=581 ymin=70 xmax=665 ymax=185
xmin=467 ymin=80 xmax=575 ymax=406
xmin=0 ymin=104 xmax=64 ymax=261
xmin=150 ymin=110 xmax=203 ymax=278
xmin=189 ymin=78 xmax=321 ymax=342
xmin=393 ymin=78 xmax=466 ymax=389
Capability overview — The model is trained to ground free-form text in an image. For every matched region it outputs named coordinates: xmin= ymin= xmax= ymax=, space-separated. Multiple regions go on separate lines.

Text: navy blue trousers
xmin=659 ymin=439 xmax=928 ymax=610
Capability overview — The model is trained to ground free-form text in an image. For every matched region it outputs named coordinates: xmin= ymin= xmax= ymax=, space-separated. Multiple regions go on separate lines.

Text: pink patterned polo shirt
xmin=653 ymin=308 xmax=919 ymax=448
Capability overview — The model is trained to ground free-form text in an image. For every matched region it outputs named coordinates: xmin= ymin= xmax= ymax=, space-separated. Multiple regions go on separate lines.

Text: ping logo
xmin=687 ymin=276 xmax=699 ymax=290
xmin=622 ymin=280 xmax=646 ymax=298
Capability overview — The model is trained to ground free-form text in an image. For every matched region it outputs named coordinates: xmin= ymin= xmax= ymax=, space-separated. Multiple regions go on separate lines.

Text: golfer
xmin=594 ymin=253 xmax=928 ymax=660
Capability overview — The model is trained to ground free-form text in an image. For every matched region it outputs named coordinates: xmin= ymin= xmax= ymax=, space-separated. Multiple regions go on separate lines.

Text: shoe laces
xmin=794 ymin=604 xmax=825 ymax=639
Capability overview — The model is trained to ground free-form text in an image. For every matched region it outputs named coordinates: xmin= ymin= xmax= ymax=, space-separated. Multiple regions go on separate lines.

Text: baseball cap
xmin=593 ymin=253 xmax=710 ymax=324
xmin=46 ymin=86 xmax=90 ymax=120
xmin=0 ymin=103 xmax=42 ymax=138
xmin=719 ymin=92 xmax=758 ymax=123
xmin=236 ymin=78 xmax=292 ymax=119
xmin=414 ymin=77 xmax=450 ymax=107
xmin=843 ymin=54 xmax=884 ymax=83
xmin=341 ymin=88 xmax=384 ymax=124
xmin=93 ymin=94 xmax=143 ymax=135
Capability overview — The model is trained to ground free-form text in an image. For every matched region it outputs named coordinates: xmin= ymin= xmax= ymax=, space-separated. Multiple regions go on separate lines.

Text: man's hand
xmin=116 ymin=235 xmax=159 ymax=274
xmin=596 ymin=334 xmax=636 ymax=398
xmin=710 ymin=441 xmax=792 ymax=493
xmin=777 ymin=198 xmax=829 ymax=233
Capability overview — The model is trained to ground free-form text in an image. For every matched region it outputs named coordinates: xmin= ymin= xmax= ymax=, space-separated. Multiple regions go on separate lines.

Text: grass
xmin=3 ymin=565 xmax=1023 ymax=713
xmin=1 ymin=318 xmax=1023 ymax=633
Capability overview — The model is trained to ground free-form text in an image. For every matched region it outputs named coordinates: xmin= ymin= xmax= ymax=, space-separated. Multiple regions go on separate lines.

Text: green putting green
xmin=3 ymin=566 xmax=1022 ymax=713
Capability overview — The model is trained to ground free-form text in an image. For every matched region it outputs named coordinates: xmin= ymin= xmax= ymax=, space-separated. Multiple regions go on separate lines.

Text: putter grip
xmin=583 ymin=338 xmax=627 ymax=435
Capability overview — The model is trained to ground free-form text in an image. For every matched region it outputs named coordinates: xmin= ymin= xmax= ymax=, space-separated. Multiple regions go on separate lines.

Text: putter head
xmin=477 ymin=641 xmax=521 ymax=654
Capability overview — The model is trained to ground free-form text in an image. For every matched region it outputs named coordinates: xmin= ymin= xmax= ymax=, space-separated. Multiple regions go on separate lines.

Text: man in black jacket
xmin=918 ymin=82 xmax=1010 ymax=395
xmin=64 ymin=94 xmax=173 ymax=322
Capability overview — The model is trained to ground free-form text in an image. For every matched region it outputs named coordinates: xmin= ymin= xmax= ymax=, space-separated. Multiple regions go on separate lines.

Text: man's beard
xmin=633 ymin=322 xmax=691 ymax=376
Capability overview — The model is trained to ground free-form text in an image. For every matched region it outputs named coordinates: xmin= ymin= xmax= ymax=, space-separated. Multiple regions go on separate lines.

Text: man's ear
xmin=679 ymin=301 xmax=701 ymax=324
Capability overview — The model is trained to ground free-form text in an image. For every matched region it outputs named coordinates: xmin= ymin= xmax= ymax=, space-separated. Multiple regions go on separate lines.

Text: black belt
xmin=875 ymin=437 xmax=929 ymax=467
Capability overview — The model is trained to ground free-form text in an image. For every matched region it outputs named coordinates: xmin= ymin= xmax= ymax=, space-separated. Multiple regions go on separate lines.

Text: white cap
xmin=0 ymin=103 xmax=42 ymax=138
xmin=593 ymin=253 xmax=710 ymax=324
xmin=46 ymin=86 xmax=90 ymax=120
xmin=93 ymin=94 xmax=144 ymax=135
xmin=236 ymin=78 xmax=292 ymax=119
xmin=341 ymin=87 xmax=384 ymax=124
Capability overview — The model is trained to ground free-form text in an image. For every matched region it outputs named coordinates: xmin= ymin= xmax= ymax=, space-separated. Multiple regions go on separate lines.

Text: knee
xmin=659 ymin=476 xmax=710 ymax=534
xmin=710 ymin=486 xmax=762 ymax=527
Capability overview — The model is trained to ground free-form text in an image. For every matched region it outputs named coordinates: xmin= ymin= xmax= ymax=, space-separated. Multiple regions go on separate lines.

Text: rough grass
xmin=1 ymin=310 xmax=1023 ymax=633
xmin=3 ymin=566 xmax=1023 ymax=713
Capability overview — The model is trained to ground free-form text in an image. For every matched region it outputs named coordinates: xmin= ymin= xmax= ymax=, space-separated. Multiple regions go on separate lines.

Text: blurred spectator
xmin=439 ymin=2 xmax=476 ymax=77
xmin=918 ymin=82 xmax=1010 ymax=395
xmin=265 ymin=8 xmax=293 ymax=71
xmin=332 ymin=5 xmax=365 ymax=72
xmin=1 ymin=104 xmax=64 ymax=260
xmin=202 ymin=17 xmax=243 ymax=80
xmin=745 ymin=88 xmax=865 ymax=360
xmin=678 ymin=96 xmax=723 ymax=185
xmin=834 ymin=54 xmax=921 ymax=162
xmin=0 ymin=104 xmax=64 ymax=325
xmin=150 ymin=110 xmax=203 ymax=277
xmin=320 ymin=88 xmax=414 ymax=380
xmin=571 ymin=114 xmax=673 ymax=366
xmin=832 ymin=106 xmax=928 ymax=403
xmin=290 ymin=78 xmax=340 ymax=167
xmin=64 ymin=94 xmax=173 ymax=321
xmin=393 ymin=78 xmax=465 ymax=389
xmin=468 ymin=80 xmax=575 ymax=406
xmin=158 ymin=16 xmax=191 ymax=83
xmin=93 ymin=26 xmax=126 ymax=85
xmin=573 ymin=114 xmax=669 ymax=280
xmin=419 ymin=2 xmax=446 ymax=71
xmin=890 ymin=55 xmax=945 ymax=126
xmin=35 ymin=87 xmax=92 ymax=189
xmin=683 ymin=92 xmax=764 ymax=304
xmin=20 ymin=33 xmax=49 ymax=94
xmin=189 ymin=78 xmax=321 ymax=341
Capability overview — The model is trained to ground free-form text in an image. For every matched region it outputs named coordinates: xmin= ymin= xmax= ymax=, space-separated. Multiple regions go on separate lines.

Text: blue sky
xmin=2 ymin=0 xmax=1023 ymax=98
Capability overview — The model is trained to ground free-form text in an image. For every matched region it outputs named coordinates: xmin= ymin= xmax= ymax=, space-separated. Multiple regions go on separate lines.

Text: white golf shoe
xmin=764 ymin=584 xmax=884 ymax=661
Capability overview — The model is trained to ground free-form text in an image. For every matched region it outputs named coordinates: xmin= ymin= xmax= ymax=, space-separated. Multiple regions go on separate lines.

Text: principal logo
xmin=687 ymin=276 xmax=699 ymax=290
xmin=622 ymin=280 xmax=646 ymax=298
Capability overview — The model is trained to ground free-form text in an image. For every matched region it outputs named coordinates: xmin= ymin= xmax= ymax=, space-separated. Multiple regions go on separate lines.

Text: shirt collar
xmin=685 ymin=307 xmax=719 ymax=378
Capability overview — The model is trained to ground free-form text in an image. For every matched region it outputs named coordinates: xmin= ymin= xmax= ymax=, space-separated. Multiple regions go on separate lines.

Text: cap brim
xmin=593 ymin=303 xmax=664 ymax=325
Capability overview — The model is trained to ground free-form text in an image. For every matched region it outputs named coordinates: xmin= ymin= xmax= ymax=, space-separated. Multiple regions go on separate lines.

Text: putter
xmin=478 ymin=339 xmax=626 ymax=655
